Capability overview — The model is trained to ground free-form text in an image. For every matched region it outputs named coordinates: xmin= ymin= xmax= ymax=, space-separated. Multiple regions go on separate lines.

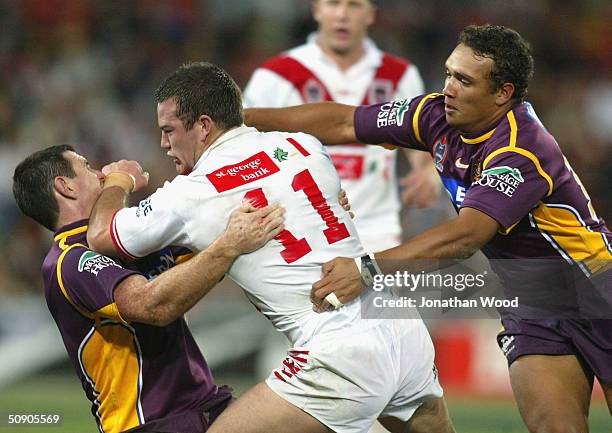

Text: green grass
xmin=0 ymin=374 xmax=609 ymax=433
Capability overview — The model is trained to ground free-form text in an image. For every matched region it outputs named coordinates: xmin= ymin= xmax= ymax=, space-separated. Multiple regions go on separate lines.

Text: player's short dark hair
xmin=458 ymin=24 xmax=534 ymax=102
xmin=154 ymin=61 xmax=243 ymax=131
xmin=13 ymin=144 xmax=76 ymax=231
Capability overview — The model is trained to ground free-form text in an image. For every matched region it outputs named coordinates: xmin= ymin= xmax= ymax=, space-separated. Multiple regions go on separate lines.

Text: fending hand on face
xmin=102 ymin=160 xmax=150 ymax=192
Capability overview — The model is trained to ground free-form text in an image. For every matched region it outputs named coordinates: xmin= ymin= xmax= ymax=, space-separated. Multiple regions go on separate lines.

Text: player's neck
xmin=56 ymin=205 xmax=91 ymax=233
xmin=462 ymin=103 xmax=515 ymax=134
xmin=197 ymin=127 xmax=230 ymax=159
xmin=318 ymin=41 xmax=365 ymax=72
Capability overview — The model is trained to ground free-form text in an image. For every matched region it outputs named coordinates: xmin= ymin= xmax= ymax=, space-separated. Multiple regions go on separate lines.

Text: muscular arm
xmin=115 ymin=239 xmax=238 ymax=326
xmin=244 ymin=102 xmax=358 ymax=145
xmin=312 ymin=208 xmax=499 ymax=305
xmin=87 ymin=185 xmax=130 ymax=256
xmin=376 ymin=207 xmax=498 ymax=271
xmin=88 ymin=161 xmax=149 ymax=257
xmin=114 ymin=203 xmax=285 ymax=326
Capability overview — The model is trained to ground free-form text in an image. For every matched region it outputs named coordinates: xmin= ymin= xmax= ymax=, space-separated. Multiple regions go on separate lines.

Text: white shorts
xmin=266 ymin=319 xmax=443 ymax=433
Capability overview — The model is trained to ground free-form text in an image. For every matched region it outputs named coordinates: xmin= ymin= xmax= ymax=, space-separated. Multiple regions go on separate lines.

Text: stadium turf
xmin=0 ymin=374 xmax=609 ymax=432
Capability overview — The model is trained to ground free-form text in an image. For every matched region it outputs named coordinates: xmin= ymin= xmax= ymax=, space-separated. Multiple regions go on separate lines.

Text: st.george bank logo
xmin=206 ymin=151 xmax=280 ymax=193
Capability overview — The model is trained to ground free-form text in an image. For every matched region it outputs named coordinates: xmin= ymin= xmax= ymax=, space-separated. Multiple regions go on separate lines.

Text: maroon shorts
xmin=497 ymin=318 xmax=612 ymax=383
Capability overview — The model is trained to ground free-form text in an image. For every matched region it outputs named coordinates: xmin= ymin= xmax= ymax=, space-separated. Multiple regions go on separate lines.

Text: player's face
xmin=157 ymin=99 xmax=202 ymax=175
xmin=313 ymin=0 xmax=375 ymax=56
xmin=443 ymin=44 xmax=501 ymax=133
xmin=64 ymin=151 xmax=105 ymax=210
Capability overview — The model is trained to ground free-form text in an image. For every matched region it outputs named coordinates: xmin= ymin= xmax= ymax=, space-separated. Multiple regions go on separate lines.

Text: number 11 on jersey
xmin=244 ymin=169 xmax=349 ymax=263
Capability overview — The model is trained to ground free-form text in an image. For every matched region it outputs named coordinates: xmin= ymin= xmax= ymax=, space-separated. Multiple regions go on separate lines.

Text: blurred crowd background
xmin=0 ymin=0 xmax=610 ymax=408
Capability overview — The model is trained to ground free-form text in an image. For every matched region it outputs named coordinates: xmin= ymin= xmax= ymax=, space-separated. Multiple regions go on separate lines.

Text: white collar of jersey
xmin=193 ymin=125 xmax=256 ymax=171
xmin=306 ymin=32 xmax=382 ymax=70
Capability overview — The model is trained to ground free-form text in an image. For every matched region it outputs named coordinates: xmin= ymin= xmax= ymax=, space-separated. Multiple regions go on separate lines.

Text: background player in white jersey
xmin=244 ymin=0 xmax=439 ymax=252
xmin=87 ymin=62 xmax=454 ymax=433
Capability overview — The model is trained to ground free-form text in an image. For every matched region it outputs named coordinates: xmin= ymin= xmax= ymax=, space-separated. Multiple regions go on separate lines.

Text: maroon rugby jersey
xmin=42 ymin=219 xmax=229 ymax=433
xmin=355 ymin=94 xmax=611 ymax=296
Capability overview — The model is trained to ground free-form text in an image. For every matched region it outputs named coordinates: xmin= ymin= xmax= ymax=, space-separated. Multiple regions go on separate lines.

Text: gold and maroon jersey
xmin=43 ymin=220 xmax=229 ymax=433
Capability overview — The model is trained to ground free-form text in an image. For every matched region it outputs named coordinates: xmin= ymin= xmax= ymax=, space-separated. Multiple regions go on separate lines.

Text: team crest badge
xmin=433 ymin=137 xmax=449 ymax=172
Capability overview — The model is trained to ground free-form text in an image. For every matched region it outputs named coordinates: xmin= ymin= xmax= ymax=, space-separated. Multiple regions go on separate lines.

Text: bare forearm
xmin=88 ymin=187 xmax=130 ymax=255
xmin=376 ymin=223 xmax=475 ymax=274
xmin=145 ymin=237 xmax=239 ymax=324
xmin=244 ymin=102 xmax=357 ymax=145
xmin=375 ymin=209 xmax=499 ymax=274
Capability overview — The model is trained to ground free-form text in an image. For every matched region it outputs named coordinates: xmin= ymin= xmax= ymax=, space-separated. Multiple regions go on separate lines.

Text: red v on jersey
xmin=262 ymin=56 xmax=333 ymax=103
xmin=262 ymin=52 xmax=410 ymax=179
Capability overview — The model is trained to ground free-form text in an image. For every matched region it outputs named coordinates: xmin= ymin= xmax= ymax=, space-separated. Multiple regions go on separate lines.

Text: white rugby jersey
xmin=244 ymin=34 xmax=424 ymax=250
xmin=111 ymin=126 xmax=366 ymax=345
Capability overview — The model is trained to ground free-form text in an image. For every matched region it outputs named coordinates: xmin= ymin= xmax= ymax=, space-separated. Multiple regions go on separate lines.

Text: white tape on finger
xmin=324 ymin=292 xmax=343 ymax=309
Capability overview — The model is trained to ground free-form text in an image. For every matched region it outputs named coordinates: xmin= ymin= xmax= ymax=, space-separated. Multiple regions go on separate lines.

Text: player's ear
xmin=495 ymin=82 xmax=515 ymax=106
xmin=54 ymin=176 xmax=77 ymax=199
xmin=198 ymin=115 xmax=215 ymax=137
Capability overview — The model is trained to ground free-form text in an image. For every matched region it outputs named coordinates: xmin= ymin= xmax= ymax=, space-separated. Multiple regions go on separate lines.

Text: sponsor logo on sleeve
xmin=78 ymin=251 xmax=121 ymax=276
xmin=206 ymin=151 xmax=280 ymax=193
xmin=473 ymin=166 xmax=524 ymax=197
xmin=135 ymin=198 xmax=152 ymax=218
xmin=376 ymin=99 xmax=409 ymax=128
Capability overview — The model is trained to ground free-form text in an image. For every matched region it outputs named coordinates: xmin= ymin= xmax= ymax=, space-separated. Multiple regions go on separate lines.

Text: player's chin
xmin=445 ymin=112 xmax=461 ymax=128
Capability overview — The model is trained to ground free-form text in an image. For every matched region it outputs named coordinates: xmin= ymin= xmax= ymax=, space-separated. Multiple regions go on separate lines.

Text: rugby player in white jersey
xmin=88 ymin=62 xmax=454 ymax=433
xmin=244 ymin=0 xmax=439 ymax=252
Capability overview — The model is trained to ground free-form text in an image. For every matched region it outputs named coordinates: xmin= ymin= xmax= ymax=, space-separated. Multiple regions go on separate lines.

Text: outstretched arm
xmin=114 ymin=202 xmax=285 ymax=326
xmin=312 ymin=207 xmax=499 ymax=307
xmin=244 ymin=102 xmax=358 ymax=145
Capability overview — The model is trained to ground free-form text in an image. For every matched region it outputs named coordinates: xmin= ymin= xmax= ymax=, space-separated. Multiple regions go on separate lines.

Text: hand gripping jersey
xmin=43 ymin=220 xmax=229 ymax=433
xmin=354 ymin=94 xmax=612 ymax=313
xmin=111 ymin=126 xmax=366 ymax=346
xmin=244 ymin=35 xmax=424 ymax=250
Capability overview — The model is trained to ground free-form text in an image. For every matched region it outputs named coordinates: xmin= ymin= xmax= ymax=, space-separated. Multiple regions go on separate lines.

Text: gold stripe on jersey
xmin=483 ymin=147 xmax=554 ymax=196
xmin=507 ymin=111 xmax=518 ymax=148
xmin=563 ymin=156 xmax=598 ymax=222
xmin=413 ymin=93 xmax=442 ymax=146
xmin=81 ymin=324 xmax=142 ymax=433
xmin=95 ymin=304 xmax=126 ymax=323
xmin=57 ymin=243 xmax=126 ymax=322
xmin=175 ymin=253 xmax=195 ymax=265
xmin=460 ymin=128 xmax=496 ymax=144
xmin=54 ymin=225 xmax=88 ymax=250
xmin=57 ymin=244 xmax=95 ymax=319
xmin=532 ymin=204 xmax=612 ymax=273
xmin=498 ymin=220 xmax=521 ymax=236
